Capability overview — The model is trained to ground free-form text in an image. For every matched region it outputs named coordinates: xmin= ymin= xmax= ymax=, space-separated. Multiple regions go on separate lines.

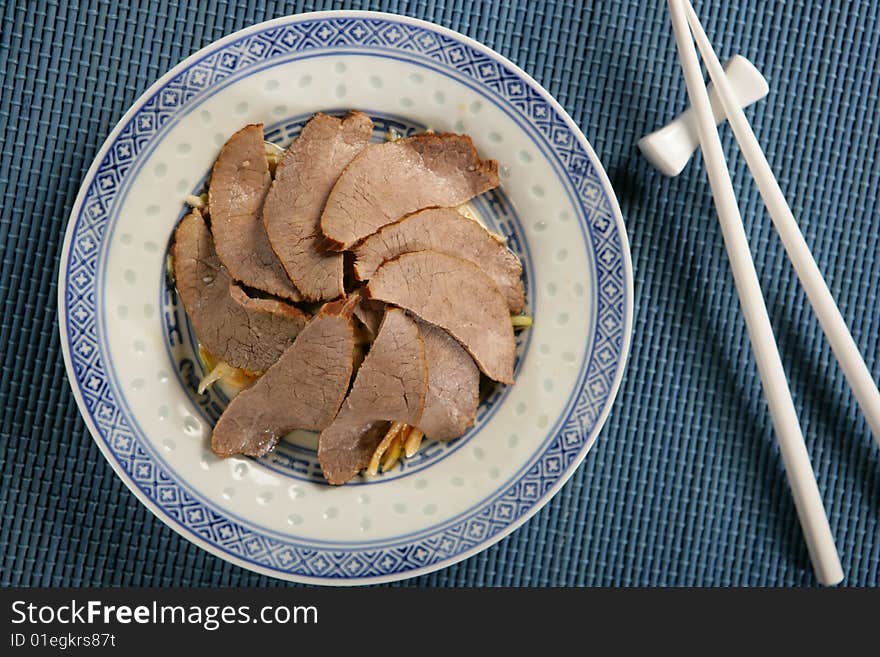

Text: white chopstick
xmin=667 ymin=0 xmax=844 ymax=585
xmin=683 ymin=0 xmax=880 ymax=447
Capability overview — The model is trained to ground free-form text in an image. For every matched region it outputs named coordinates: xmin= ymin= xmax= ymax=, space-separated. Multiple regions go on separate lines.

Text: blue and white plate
xmin=58 ymin=11 xmax=633 ymax=584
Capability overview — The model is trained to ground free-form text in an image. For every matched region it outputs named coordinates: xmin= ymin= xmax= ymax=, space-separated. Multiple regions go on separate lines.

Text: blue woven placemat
xmin=2 ymin=0 xmax=879 ymax=587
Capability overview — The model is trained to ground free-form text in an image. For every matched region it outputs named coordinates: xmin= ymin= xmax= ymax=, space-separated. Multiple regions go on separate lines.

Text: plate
xmin=58 ymin=11 xmax=633 ymax=584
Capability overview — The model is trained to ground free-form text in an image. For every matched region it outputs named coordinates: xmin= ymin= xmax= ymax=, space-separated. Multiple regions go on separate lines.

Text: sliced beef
xmin=173 ymin=210 xmax=307 ymax=373
xmin=353 ymin=207 xmax=525 ymax=313
xmin=352 ymin=297 xmax=385 ymax=340
xmin=208 ymin=124 xmax=300 ymax=301
xmin=320 ymin=133 xmax=499 ymax=251
xmin=263 ymin=112 xmax=373 ymax=301
xmin=418 ymin=320 xmax=480 ymax=440
xmin=367 ymin=251 xmax=515 ymax=384
xmin=318 ymin=308 xmax=428 ymax=484
xmin=211 ymin=296 xmax=360 ymax=458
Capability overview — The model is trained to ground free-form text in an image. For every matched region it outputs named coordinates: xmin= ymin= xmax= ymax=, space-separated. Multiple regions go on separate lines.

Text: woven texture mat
xmin=2 ymin=0 xmax=879 ymax=586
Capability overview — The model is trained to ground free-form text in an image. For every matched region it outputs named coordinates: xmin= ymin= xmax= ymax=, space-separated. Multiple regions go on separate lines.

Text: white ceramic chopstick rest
xmin=638 ymin=55 xmax=768 ymax=176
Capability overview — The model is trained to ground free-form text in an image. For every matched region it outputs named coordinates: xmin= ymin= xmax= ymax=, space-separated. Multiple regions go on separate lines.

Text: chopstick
xmin=682 ymin=0 xmax=880 ymax=447
xmin=667 ymin=0 xmax=844 ymax=585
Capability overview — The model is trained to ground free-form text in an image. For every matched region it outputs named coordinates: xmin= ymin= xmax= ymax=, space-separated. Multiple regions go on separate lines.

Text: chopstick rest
xmin=638 ymin=55 xmax=768 ymax=176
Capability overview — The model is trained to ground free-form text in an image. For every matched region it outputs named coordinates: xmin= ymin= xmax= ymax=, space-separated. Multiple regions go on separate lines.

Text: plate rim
xmin=57 ymin=9 xmax=634 ymax=585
